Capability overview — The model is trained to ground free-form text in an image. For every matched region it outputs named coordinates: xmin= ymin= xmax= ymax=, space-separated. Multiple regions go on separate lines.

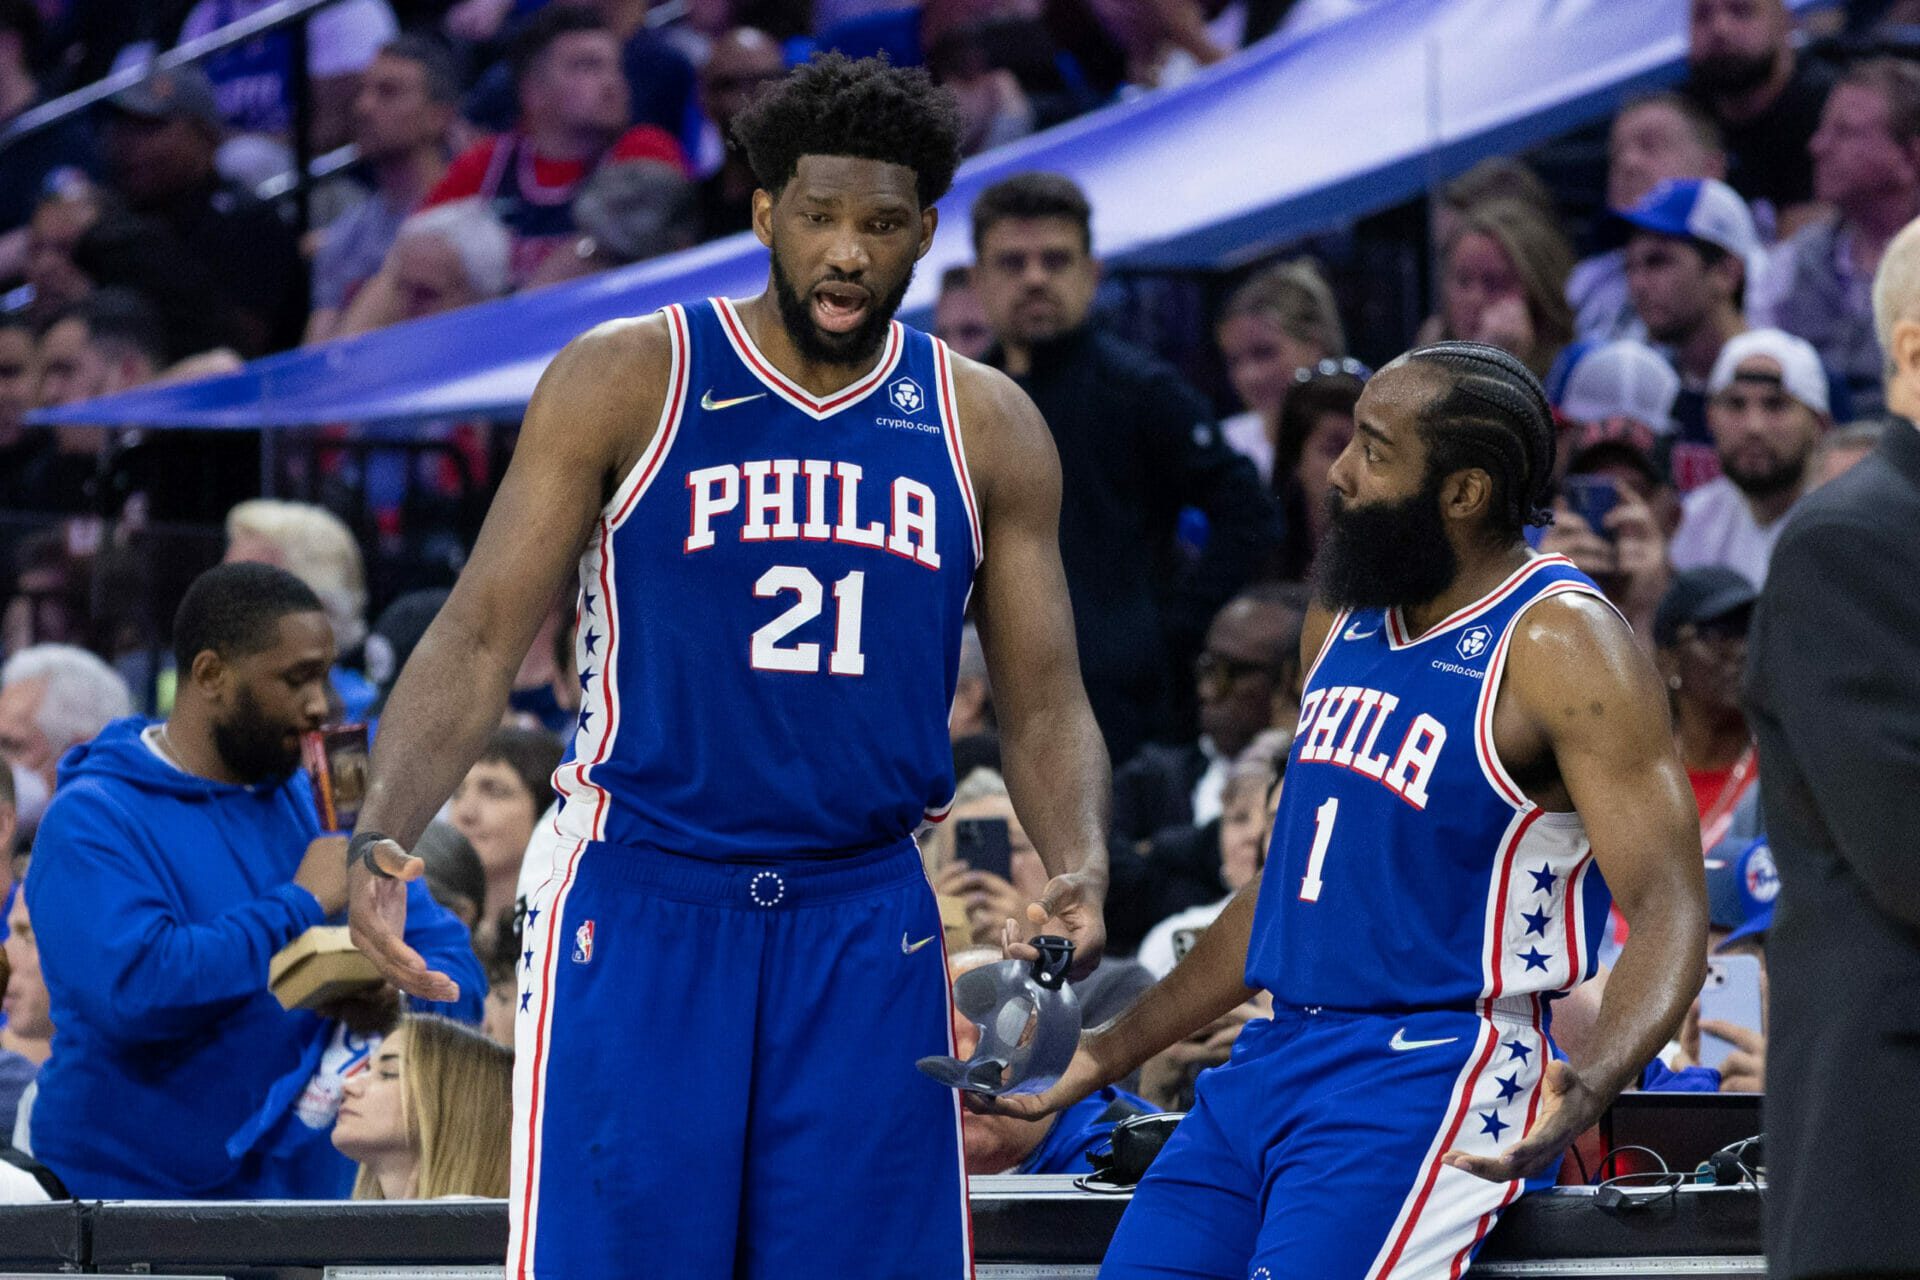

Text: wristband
xmin=348 ymin=830 xmax=398 ymax=879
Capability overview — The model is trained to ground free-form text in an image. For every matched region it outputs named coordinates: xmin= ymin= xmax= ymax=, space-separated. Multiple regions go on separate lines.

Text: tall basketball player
xmin=987 ymin=343 xmax=1709 ymax=1279
xmin=342 ymin=56 xmax=1111 ymax=1279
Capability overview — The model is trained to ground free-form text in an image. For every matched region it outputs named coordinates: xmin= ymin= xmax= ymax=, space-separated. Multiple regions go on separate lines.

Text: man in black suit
xmin=1743 ymin=216 xmax=1920 ymax=1280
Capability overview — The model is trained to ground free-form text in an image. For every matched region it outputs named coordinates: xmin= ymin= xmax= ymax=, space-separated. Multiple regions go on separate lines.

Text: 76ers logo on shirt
xmin=572 ymin=920 xmax=595 ymax=965
xmin=888 ymin=376 xmax=924 ymax=415
xmin=1457 ymin=625 xmax=1492 ymax=661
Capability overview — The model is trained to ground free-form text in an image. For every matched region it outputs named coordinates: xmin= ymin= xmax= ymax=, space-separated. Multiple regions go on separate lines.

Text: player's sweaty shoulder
xmin=943 ymin=352 xmax=1058 ymax=514
xmin=1503 ymin=589 xmax=1657 ymax=731
xmin=529 ymin=313 xmax=678 ymax=475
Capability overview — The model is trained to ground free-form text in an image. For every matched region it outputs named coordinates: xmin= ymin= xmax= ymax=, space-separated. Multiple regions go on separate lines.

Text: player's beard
xmin=1690 ymin=48 xmax=1776 ymax=96
xmin=213 ymin=683 xmax=304 ymax=785
xmin=769 ymin=239 xmax=913 ymax=368
xmin=1313 ymin=475 xmax=1460 ymax=611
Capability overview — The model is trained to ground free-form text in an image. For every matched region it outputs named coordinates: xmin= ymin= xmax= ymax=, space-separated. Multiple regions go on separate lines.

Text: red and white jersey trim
xmin=1386 ymin=555 xmax=1575 ymax=649
xmin=931 ymin=338 xmax=983 ymax=568
xmin=712 ymin=297 xmax=904 ymax=421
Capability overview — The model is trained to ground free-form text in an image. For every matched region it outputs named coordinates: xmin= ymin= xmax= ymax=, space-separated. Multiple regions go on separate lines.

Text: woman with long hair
xmin=333 ymin=1014 xmax=513 ymax=1200
xmin=1426 ymin=197 xmax=1575 ymax=379
xmin=1267 ymin=363 xmax=1366 ymax=582
xmin=1213 ymin=258 xmax=1346 ymax=484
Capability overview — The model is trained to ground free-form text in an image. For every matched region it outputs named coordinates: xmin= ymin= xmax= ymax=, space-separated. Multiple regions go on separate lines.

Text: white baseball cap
xmin=1558 ymin=340 xmax=1681 ymax=433
xmin=1708 ymin=328 xmax=1830 ymax=416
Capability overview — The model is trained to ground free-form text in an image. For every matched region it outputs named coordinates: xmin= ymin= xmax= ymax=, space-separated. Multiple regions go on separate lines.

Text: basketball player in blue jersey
xmin=986 ymin=343 xmax=1710 ymax=1279
xmin=338 ymin=55 xmax=1113 ymax=1279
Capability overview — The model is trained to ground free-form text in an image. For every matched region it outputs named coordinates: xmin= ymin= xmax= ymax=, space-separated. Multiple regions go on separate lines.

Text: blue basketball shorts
xmin=1103 ymin=1002 xmax=1557 ymax=1280
xmin=506 ymin=836 xmax=970 ymax=1280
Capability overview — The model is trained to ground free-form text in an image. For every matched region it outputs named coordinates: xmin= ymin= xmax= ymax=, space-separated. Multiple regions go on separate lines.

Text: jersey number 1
xmin=1298 ymin=796 xmax=1338 ymax=902
xmin=751 ymin=566 xmax=866 ymax=675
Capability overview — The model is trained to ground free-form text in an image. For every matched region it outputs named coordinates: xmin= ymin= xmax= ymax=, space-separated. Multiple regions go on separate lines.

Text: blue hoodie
xmin=24 ymin=717 xmax=484 ymax=1198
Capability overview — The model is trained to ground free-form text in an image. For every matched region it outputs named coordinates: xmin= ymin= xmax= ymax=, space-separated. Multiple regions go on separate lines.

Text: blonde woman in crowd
xmin=1425 ymin=197 xmax=1576 ymax=379
xmin=1213 ymin=258 xmax=1346 ymax=484
xmin=333 ymin=1014 xmax=513 ymax=1200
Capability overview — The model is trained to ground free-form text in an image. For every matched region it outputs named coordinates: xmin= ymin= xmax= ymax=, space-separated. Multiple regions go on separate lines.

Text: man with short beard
xmin=23 ymin=562 xmax=483 ymax=1198
xmin=1684 ymin=0 xmax=1832 ymax=241
xmin=986 ymin=342 xmax=1708 ymax=1280
xmin=1671 ymin=328 xmax=1831 ymax=587
xmin=343 ymin=55 xmax=1110 ymax=1279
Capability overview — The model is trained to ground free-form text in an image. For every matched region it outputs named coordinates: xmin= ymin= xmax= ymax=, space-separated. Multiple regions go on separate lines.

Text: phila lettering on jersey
xmin=550 ymin=299 xmax=981 ymax=860
xmin=1245 ymin=555 xmax=1617 ymax=1015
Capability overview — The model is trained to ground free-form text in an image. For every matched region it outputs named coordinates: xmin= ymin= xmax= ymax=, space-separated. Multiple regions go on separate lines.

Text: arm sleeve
xmin=24 ymin=790 xmax=327 ymax=1045
xmin=1138 ymin=369 xmax=1281 ymax=657
xmin=399 ymin=878 xmax=488 ymax=1024
xmin=1753 ymin=512 xmax=1920 ymax=929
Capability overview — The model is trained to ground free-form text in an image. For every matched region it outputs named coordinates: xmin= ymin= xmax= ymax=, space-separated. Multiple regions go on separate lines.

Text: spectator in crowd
xmin=0 ymin=0 xmax=96 ymax=243
xmin=1745 ymin=211 xmax=1920 ymax=1272
xmin=1685 ymin=0 xmax=1832 ymax=242
xmin=926 ymin=21 xmax=1038 ymax=157
xmin=928 ymin=768 xmax=1152 ymax=1028
xmin=340 ymin=199 xmax=514 ymax=338
xmin=33 ymin=287 xmax=166 ymax=411
xmin=949 ymin=947 xmax=1158 ymax=1175
xmin=1105 ymin=587 xmax=1302 ymax=954
xmin=1570 ymin=92 xmax=1728 ymax=343
xmin=1265 ymin=361 xmax=1362 ymax=582
xmin=0 ymin=743 xmax=12 ymax=858
xmin=1671 ymin=329 xmax=1829 ymax=585
xmin=521 ymin=159 xmax=702 ymax=287
xmin=0 ymin=644 xmax=132 ymax=845
xmin=1213 ymin=258 xmax=1345 ymax=485
xmin=413 ymin=819 xmax=487 ymax=935
xmin=949 ymin=621 xmax=994 ymax=740
xmin=363 ymin=588 xmax=449 ymax=718
xmin=99 ymin=64 xmax=307 ymax=355
xmin=225 ymin=499 xmax=376 ymax=718
xmin=449 ymin=727 xmax=562 ymax=931
xmin=462 ymin=0 xmax=697 ymax=149
xmin=0 ymin=314 xmax=44 ymax=510
xmin=24 ymin=563 xmax=483 ymax=1198
xmin=21 ymin=179 xmax=101 ymax=329
xmin=418 ymin=7 xmax=685 ymax=287
xmin=1805 ymin=416 xmax=1884 ymax=489
xmin=932 ymin=264 xmax=994 ymax=361
xmin=972 ymin=172 xmax=1279 ymax=764
xmin=694 ymin=27 xmax=787 ymax=241
xmin=1757 ymin=58 xmax=1920 ymax=418
xmin=333 ymin=1013 xmax=513 ymax=1199
xmin=1425 ymin=197 xmax=1574 ymax=379
xmin=1653 ymin=567 xmax=1759 ymax=846
xmin=0 ymin=872 xmax=51 ymax=1135
xmin=1678 ymin=842 xmax=1771 ymax=1094
xmin=1429 ymin=156 xmax=1557 ymax=258
xmin=1619 ymin=176 xmax=1764 ymax=488
xmin=0 ymin=534 xmax=94 ymax=662
xmin=1134 ymin=740 xmax=1277 ymax=979
xmin=175 ymin=0 xmax=400 ymax=176
xmin=306 ymin=36 xmax=462 ymax=345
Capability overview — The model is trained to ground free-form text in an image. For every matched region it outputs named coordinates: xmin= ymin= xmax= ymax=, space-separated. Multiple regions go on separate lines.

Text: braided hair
xmin=1402 ymin=341 xmax=1557 ymax=537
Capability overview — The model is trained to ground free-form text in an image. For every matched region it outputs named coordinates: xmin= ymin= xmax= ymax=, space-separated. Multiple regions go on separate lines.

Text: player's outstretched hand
xmin=1441 ymin=1059 xmax=1603 ymax=1183
xmin=965 ymin=1035 xmax=1111 ymax=1122
xmin=346 ymin=837 xmax=460 ymax=1003
xmin=1005 ymin=869 xmax=1107 ymax=980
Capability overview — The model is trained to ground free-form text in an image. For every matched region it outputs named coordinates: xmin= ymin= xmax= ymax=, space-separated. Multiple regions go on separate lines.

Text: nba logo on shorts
xmin=572 ymin=920 xmax=595 ymax=965
xmin=888 ymin=376 xmax=924 ymax=415
xmin=1457 ymin=625 xmax=1492 ymax=660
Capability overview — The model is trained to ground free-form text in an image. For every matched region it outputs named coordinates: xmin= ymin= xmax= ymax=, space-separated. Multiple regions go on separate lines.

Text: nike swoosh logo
xmin=701 ymin=389 xmax=768 ymax=411
xmin=1389 ymin=1028 xmax=1460 ymax=1052
xmin=902 ymin=933 xmax=937 ymax=955
xmin=1344 ymin=624 xmax=1378 ymax=641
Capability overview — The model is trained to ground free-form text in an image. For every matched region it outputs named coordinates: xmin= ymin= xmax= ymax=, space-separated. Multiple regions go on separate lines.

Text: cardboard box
xmin=270 ymin=926 xmax=382 ymax=1011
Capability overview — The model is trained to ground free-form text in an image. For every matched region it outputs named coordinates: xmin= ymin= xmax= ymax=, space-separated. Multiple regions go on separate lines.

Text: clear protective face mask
xmin=918 ymin=936 xmax=1081 ymax=1097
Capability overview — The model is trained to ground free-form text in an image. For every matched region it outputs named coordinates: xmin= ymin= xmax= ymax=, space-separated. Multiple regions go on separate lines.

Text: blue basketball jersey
xmin=1245 ymin=555 xmax=1616 ymax=1014
xmin=551 ymin=299 xmax=980 ymax=859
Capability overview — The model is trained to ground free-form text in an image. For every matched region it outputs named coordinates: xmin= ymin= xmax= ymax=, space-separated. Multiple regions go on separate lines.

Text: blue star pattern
xmin=579 ymin=667 xmax=595 ymax=692
xmin=1528 ymin=864 xmax=1558 ymax=895
xmin=583 ymin=591 xmax=596 ymax=613
xmin=1479 ymin=1111 xmax=1510 ymax=1141
xmin=526 ymin=908 xmax=540 ymax=930
xmin=578 ymin=707 xmax=593 ymax=732
xmin=1505 ymin=1039 xmax=1532 ymax=1065
xmin=583 ymin=627 xmax=601 ymax=656
xmin=1518 ymin=946 xmax=1550 ymax=972
xmin=523 ymin=948 xmax=534 ymax=971
xmin=520 ymin=990 xmax=532 ymax=1012
xmin=1495 ymin=1073 xmax=1523 ymax=1103
xmin=1522 ymin=907 xmax=1551 ymax=937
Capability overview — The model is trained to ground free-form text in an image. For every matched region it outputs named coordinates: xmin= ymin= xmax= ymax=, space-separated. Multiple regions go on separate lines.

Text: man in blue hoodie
xmin=25 ymin=562 xmax=484 ymax=1198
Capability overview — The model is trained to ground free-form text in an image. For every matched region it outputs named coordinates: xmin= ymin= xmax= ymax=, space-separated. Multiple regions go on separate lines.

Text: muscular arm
xmin=957 ymin=361 xmax=1111 ymax=971
xmin=356 ymin=319 xmax=663 ymax=848
xmin=1449 ymin=593 xmax=1707 ymax=1179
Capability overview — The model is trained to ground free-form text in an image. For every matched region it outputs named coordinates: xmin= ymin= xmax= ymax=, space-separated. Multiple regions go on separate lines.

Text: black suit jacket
xmin=1743 ymin=419 xmax=1920 ymax=1278
xmin=1105 ymin=742 xmax=1228 ymax=955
